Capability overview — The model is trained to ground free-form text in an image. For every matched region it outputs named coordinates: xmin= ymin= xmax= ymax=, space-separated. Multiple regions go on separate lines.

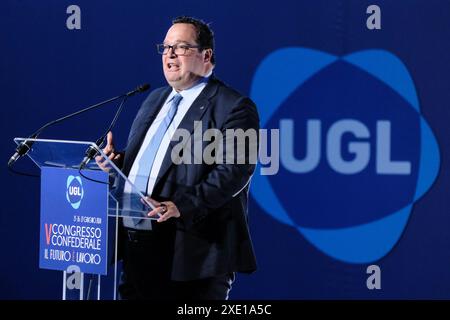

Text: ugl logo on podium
xmin=40 ymin=167 xmax=108 ymax=275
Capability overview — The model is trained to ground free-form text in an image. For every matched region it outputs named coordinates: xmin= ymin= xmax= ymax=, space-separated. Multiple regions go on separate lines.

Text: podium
xmin=14 ymin=137 xmax=157 ymax=300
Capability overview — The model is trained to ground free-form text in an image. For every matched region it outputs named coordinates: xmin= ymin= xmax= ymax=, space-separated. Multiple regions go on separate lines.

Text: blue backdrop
xmin=1 ymin=0 xmax=450 ymax=299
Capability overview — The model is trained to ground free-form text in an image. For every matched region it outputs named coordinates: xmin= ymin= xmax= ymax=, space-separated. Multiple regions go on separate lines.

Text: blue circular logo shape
xmin=250 ymin=48 xmax=440 ymax=263
xmin=66 ymin=175 xmax=84 ymax=210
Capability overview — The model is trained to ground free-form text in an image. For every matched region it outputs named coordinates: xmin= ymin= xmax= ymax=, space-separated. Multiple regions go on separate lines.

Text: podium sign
xmin=40 ymin=167 xmax=108 ymax=275
xmin=13 ymin=137 xmax=158 ymax=299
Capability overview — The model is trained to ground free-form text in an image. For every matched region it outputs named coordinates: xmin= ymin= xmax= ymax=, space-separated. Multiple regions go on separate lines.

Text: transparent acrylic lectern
xmin=14 ymin=137 xmax=157 ymax=300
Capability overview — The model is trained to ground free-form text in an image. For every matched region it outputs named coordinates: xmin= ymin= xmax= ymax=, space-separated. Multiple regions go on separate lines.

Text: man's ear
xmin=203 ymin=48 xmax=213 ymax=63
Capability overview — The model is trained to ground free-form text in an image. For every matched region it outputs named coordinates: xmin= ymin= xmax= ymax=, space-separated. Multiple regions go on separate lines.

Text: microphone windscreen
xmin=138 ymin=84 xmax=150 ymax=93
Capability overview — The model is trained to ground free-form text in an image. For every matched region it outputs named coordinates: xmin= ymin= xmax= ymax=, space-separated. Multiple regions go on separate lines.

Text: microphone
xmin=126 ymin=83 xmax=150 ymax=97
xmin=79 ymin=83 xmax=151 ymax=169
xmin=8 ymin=135 xmax=37 ymax=167
xmin=8 ymin=84 xmax=151 ymax=168
xmin=79 ymin=139 xmax=104 ymax=170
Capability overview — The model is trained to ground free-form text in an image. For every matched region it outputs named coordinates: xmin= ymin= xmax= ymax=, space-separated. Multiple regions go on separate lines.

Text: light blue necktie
xmin=134 ymin=93 xmax=183 ymax=195
xmin=127 ymin=93 xmax=183 ymax=228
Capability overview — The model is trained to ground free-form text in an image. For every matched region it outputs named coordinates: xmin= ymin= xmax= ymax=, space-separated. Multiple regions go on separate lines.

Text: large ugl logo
xmin=250 ymin=48 xmax=440 ymax=263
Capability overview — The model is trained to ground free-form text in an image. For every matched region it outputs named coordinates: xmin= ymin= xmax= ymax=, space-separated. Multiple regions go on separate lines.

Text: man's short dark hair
xmin=172 ymin=16 xmax=215 ymax=65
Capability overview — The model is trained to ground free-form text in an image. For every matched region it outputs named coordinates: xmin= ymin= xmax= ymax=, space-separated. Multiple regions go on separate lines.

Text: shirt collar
xmin=169 ymin=71 xmax=212 ymax=100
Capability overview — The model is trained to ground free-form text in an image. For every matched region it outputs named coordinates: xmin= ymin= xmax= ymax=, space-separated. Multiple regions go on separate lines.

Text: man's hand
xmin=143 ymin=197 xmax=181 ymax=223
xmin=95 ymin=131 xmax=123 ymax=172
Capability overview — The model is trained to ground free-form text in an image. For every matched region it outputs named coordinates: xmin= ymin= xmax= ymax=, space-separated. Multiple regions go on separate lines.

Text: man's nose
xmin=168 ymin=47 xmax=177 ymax=58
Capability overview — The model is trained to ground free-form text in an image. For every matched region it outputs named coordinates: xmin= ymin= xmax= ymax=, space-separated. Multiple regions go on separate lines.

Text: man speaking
xmin=101 ymin=16 xmax=259 ymax=300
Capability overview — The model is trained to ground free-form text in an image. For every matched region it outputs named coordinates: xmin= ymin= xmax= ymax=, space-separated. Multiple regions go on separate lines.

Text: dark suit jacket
xmin=121 ymin=76 xmax=259 ymax=281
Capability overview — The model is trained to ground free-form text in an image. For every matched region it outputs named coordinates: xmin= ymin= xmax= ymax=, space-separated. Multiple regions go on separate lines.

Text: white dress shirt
xmin=123 ymin=74 xmax=210 ymax=229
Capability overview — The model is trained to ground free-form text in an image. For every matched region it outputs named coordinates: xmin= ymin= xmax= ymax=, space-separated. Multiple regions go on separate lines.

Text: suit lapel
xmin=154 ymin=77 xmax=220 ymax=188
xmin=123 ymin=87 xmax=172 ymax=176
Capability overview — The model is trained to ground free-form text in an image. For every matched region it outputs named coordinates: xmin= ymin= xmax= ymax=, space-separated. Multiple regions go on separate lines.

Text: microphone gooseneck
xmin=79 ymin=84 xmax=151 ymax=169
xmin=8 ymin=83 xmax=150 ymax=168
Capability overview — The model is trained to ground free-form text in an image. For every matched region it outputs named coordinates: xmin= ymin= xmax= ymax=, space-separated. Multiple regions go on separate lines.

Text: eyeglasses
xmin=156 ymin=43 xmax=201 ymax=56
